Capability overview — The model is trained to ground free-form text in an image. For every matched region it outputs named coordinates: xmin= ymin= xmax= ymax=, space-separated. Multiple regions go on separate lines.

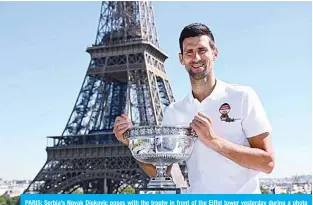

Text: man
xmin=113 ymin=23 xmax=275 ymax=194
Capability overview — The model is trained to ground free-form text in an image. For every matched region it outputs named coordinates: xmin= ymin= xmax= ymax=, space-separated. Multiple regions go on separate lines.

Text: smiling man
xmin=113 ymin=23 xmax=275 ymax=194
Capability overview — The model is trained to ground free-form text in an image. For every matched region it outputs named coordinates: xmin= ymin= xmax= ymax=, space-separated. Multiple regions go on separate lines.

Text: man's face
xmin=179 ymin=35 xmax=218 ymax=80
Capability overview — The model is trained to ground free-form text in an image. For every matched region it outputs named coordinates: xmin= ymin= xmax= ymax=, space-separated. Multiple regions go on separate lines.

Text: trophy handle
xmin=190 ymin=129 xmax=198 ymax=141
xmin=123 ymin=130 xmax=130 ymax=140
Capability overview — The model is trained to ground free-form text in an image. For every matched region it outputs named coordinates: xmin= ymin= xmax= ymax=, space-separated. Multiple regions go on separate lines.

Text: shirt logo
xmin=219 ymin=103 xmax=240 ymax=123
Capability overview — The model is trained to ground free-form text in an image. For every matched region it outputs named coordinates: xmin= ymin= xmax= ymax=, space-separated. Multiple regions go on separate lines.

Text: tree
xmin=120 ymin=186 xmax=135 ymax=194
xmin=72 ymin=190 xmax=83 ymax=194
xmin=0 ymin=195 xmax=17 ymax=205
xmin=0 ymin=196 xmax=7 ymax=205
xmin=260 ymin=187 xmax=270 ymax=194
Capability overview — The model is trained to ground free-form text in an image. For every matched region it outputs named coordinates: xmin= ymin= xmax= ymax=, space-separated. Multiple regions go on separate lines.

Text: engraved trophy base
xmin=147 ymin=177 xmax=176 ymax=189
xmin=138 ymin=168 xmax=181 ymax=194
xmin=136 ymin=181 xmax=181 ymax=194
xmin=135 ymin=188 xmax=181 ymax=194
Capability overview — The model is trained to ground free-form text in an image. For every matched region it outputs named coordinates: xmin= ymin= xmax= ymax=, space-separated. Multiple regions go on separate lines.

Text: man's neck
xmin=190 ymin=75 xmax=216 ymax=102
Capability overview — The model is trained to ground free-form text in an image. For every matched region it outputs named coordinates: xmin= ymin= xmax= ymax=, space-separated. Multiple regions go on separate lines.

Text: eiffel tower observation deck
xmin=22 ymin=1 xmax=186 ymax=194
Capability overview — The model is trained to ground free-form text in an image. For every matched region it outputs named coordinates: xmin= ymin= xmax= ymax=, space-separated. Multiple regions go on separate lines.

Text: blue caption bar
xmin=21 ymin=194 xmax=312 ymax=205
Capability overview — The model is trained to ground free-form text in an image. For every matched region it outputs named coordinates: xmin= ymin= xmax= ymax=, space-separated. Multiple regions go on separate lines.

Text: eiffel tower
xmin=22 ymin=1 xmax=186 ymax=195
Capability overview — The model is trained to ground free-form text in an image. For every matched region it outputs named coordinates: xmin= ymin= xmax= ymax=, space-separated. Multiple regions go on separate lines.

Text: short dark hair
xmin=179 ymin=23 xmax=215 ymax=53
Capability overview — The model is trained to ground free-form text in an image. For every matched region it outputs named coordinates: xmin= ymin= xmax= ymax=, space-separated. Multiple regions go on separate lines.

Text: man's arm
xmin=204 ymin=132 xmax=275 ymax=174
xmin=208 ymin=86 xmax=275 ymax=174
xmin=137 ymin=162 xmax=157 ymax=177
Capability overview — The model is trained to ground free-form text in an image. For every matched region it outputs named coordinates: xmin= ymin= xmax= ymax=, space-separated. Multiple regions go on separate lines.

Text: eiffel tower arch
xmin=22 ymin=1 xmax=187 ymax=195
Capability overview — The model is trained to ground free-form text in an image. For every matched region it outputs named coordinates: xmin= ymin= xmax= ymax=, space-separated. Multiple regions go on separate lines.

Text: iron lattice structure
xmin=23 ymin=1 xmax=187 ymax=195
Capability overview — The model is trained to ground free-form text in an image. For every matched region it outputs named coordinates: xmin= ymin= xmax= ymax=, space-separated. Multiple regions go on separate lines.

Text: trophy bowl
xmin=124 ymin=125 xmax=197 ymax=189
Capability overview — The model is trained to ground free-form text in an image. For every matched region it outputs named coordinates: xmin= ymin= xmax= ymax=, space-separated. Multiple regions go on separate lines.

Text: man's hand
xmin=190 ymin=112 xmax=218 ymax=144
xmin=113 ymin=114 xmax=132 ymax=146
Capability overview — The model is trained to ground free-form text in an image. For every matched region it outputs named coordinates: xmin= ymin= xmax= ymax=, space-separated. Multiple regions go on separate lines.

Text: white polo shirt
xmin=163 ymin=79 xmax=272 ymax=194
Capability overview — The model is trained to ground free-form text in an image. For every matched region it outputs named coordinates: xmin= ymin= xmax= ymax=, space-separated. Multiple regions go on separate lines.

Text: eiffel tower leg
xmin=95 ymin=180 xmax=104 ymax=194
xmin=82 ymin=181 xmax=89 ymax=194
xmin=21 ymin=1 xmax=190 ymax=200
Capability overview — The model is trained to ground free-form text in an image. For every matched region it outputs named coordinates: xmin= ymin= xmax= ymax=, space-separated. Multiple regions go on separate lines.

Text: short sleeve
xmin=242 ymin=87 xmax=272 ymax=138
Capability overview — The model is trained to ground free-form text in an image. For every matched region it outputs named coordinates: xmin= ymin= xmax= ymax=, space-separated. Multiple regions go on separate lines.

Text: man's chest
xmin=169 ymin=100 xmax=246 ymax=144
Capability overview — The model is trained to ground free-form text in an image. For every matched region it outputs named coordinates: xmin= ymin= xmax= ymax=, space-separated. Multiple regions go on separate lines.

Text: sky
xmin=0 ymin=1 xmax=311 ymax=181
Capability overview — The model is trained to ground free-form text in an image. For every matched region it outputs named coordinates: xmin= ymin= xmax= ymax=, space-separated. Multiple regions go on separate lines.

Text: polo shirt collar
xmin=187 ymin=78 xmax=226 ymax=104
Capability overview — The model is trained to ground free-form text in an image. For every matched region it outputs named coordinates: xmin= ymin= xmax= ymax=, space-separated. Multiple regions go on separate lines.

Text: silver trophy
xmin=124 ymin=125 xmax=197 ymax=189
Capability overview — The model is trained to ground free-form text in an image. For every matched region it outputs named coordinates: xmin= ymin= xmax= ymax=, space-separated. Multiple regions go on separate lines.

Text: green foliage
xmin=260 ymin=187 xmax=270 ymax=194
xmin=72 ymin=190 xmax=83 ymax=194
xmin=120 ymin=186 xmax=135 ymax=194
xmin=0 ymin=195 xmax=19 ymax=205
